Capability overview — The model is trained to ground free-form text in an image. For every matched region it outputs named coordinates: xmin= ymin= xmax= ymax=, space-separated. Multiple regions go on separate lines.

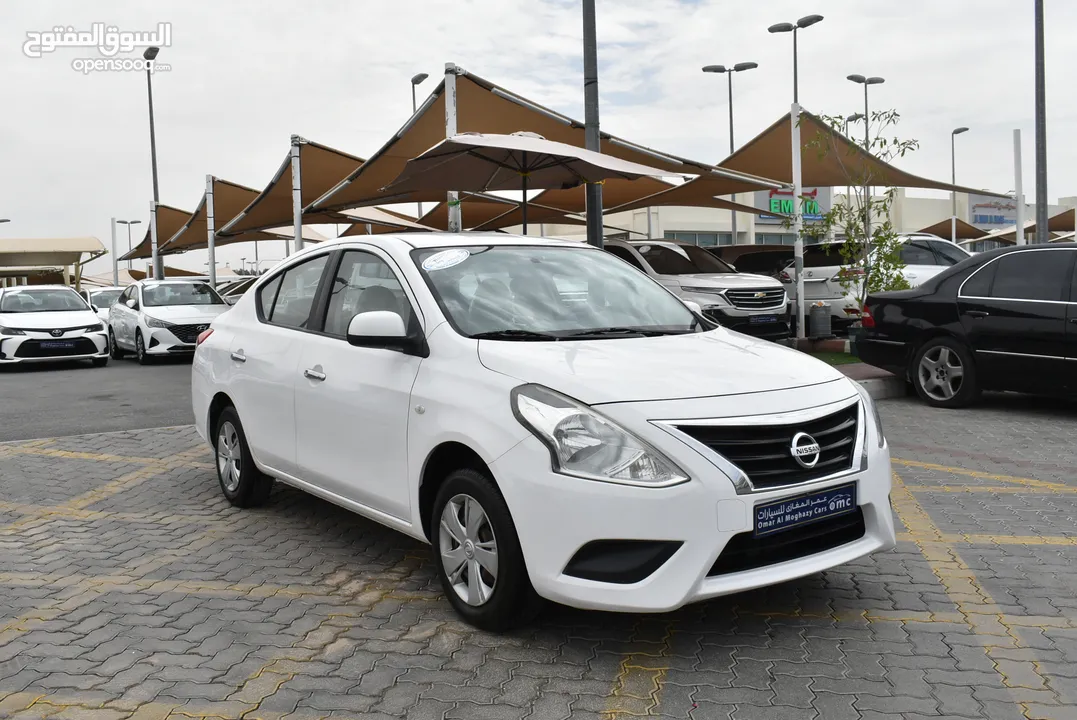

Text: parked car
xmin=858 ymin=243 xmax=1077 ymax=408
xmin=780 ymin=234 xmax=972 ymax=333
xmin=0 ymin=285 xmax=109 ymax=367
xmin=709 ymin=246 xmax=794 ymax=279
xmin=80 ymin=286 xmax=126 ymax=324
xmin=604 ymin=239 xmax=791 ymax=340
xmin=192 ymin=233 xmax=894 ymax=630
xmin=109 ymin=279 xmax=229 ymax=364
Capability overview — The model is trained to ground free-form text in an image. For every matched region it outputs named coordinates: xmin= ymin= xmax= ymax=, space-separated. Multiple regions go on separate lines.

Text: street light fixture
xmin=702 ymin=62 xmax=758 ymax=245
xmin=0 ymin=219 xmax=9 ymax=224
xmin=951 ymin=127 xmax=970 ymax=244
xmin=116 ymin=219 xmax=142 ymax=271
xmin=847 ymin=74 xmax=885 ymax=251
xmin=768 ymin=14 xmax=824 ymax=102
xmin=410 ymin=72 xmax=429 ymax=219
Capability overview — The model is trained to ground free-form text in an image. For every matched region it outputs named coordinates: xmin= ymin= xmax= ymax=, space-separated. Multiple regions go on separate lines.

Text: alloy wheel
xmin=918 ymin=345 xmax=964 ymax=401
xmin=217 ymin=421 xmax=242 ymax=493
xmin=439 ymin=493 xmax=499 ymax=607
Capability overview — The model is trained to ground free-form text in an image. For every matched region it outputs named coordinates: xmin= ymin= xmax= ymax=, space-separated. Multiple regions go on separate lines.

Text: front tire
xmin=432 ymin=469 xmax=540 ymax=632
xmin=109 ymin=328 xmax=125 ymax=359
xmin=911 ymin=337 xmax=979 ymax=408
xmin=135 ymin=331 xmax=151 ymax=365
xmin=214 ymin=406 xmax=273 ymax=508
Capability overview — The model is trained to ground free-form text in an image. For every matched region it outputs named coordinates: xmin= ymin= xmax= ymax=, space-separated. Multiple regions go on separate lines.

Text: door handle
xmin=1069 ymin=318 xmax=1077 ymax=325
xmin=966 ymin=310 xmax=990 ymax=318
xmin=230 ymin=352 xmax=246 ymax=363
xmin=303 ymin=368 xmax=326 ymax=381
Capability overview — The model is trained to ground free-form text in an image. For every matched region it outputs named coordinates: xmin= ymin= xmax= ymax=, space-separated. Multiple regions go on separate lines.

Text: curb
xmin=856 ymin=375 xmax=907 ymax=401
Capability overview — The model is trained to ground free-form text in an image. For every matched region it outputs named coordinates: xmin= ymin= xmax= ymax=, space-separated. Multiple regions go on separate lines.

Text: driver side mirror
xmin=683 ymin=300 xmax=703 ymax=315
xmin=91 ymin=305 xmax=99 ymax=313
xmin=126 ymin=299 xmax=138 ymax=310
xmin=346 ymin=311 xmax=428 ymax=357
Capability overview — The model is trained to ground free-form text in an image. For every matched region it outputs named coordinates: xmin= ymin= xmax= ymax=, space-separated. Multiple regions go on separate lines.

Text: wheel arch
xmin=418 ymin=441 xmax=492 ymax=543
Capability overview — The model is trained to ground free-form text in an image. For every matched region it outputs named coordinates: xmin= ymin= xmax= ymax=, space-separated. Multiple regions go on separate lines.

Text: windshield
xmin=142 ymin=282 xmax=225 ymax=307
xmin=0 ymin=288 xmax=89 ymax=313
xmin=89 ymin=290 xmax=123 ymax=308
xmin=632 ymin=243 xmax=735 ymax=275
xmin=413 ymin=245 xmax=700 ymax=339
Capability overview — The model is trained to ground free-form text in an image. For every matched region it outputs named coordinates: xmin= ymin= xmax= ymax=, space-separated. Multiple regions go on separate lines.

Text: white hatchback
xmin=109 ymin=279 xmax=229 ymax=364
xmin=191 ymin=233 xmax=895 ymax=630
xmin=0 ymin=285 xmax=109 ymax=366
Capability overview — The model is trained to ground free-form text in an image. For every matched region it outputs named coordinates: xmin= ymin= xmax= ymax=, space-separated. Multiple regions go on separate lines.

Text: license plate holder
xmin=749 ymin=314 xmax=778 ymax=324
xmin=753 ymin=482 xmax=858 ymax=537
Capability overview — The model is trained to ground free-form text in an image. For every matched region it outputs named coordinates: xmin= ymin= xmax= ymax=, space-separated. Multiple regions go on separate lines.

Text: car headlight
xmin=85 ymin=323 xmax=104 ymax=332
xmin=680 ymin=286 xmax=726 ymax=296
xmin=145 ymin=316 xmax=172 ymax=329
xmin=853 ymin=381 xmax=885 ymax=448
xmin=0 ymin=326 xmax=26 ymax=336
xmin=511 ymin=384 xmax=688 ymax=487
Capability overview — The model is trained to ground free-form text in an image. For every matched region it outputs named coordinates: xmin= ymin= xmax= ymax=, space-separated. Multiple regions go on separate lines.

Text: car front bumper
xmin=0 ymin=331 xmax=109 ymax=364
xmin=490 ymin=396 xmax=895 ymax=613
xmin=144 ymin=327 xmax=197 ymax=355
xmin=703 ymin=306 xmax=791 ymax=340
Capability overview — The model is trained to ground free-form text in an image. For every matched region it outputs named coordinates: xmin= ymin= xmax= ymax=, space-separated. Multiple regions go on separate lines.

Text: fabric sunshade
xmin=399 ymin=193 xmax=584 ymax=234
xmin=0 ymin=237 xmax=106 ymax=268
xmin=311 ymin=70 xmax=781 ymax=215
xmin=337 ymin=207 xmax=437 ymax=237
xmin=219 ymin=140 xmax=365 ymax=236
xmin=119 ymin=206 xmax=191 ymax=261
xmin=161 ymin=179 xmax=285 ymax=254
xmin=917 ymin=218 xmax=985 ymax=240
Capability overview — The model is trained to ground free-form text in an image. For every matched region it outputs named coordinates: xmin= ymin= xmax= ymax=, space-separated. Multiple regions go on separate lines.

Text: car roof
xmin=0 ymin=284 xmax=78 ymax=292
xmin=360 ymin=232 xmax=584 ymax=250
xmin=137 ymin=278 xmax=210 ymax=284
xmin=88 ymin=285 xmax=126 ymax=291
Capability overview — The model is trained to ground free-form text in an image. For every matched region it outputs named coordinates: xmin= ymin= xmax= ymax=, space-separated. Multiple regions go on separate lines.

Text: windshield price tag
xmin=422 ymin=249 xmax=470 ymax=272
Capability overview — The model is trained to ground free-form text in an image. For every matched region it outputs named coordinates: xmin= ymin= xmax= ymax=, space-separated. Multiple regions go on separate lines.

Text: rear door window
xmin=928 ymin=240 xmax=970 ymax=266
xmin=899 ymin=241 xmax=937 ymax=266
xmin=989 ymin=250 xmax=1073 ymax=302
xmin=264 ymin=255 xmax=329 ymax=329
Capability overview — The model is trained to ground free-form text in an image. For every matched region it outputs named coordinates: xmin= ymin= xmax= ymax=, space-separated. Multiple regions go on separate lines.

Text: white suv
xmin=605 ymin=240 xmax=790 ymax=341
xmin=781 ymin=233 xmax=972 ymax=332
xmin=191 ymin=233 xmax=894 ymax=631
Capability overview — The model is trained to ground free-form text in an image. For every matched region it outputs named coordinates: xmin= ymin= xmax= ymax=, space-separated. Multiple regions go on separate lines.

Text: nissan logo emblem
xmin=790 ymin=432 xmax=821 ymax=469
xmin=50 ymin=329 xmax=63 ymax=338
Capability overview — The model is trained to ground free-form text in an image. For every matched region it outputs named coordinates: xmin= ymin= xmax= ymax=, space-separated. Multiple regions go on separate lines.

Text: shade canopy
xmin=918 ymin=218 xmax=984 ymax=240
xmin=337 ymin=207 xmax=437 ymax=237
xmin=0 ymin=237 xmax=106 ymax=268
xmin=311 ymin=69 xmax=781 ymax=214
xmin=219 ymin=139 xmax=365 ymax=236
xmin=161 ymin=178 xmax=286 ymax=254
xmin=121 ymin=205 xmax=192 ymax=260
xmin=1024 ymin=207 xmax=1077 ymax=236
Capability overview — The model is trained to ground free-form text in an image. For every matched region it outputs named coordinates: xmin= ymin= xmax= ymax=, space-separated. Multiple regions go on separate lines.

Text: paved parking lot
xmin=1 ymin=388 xmax=1077 ymax=719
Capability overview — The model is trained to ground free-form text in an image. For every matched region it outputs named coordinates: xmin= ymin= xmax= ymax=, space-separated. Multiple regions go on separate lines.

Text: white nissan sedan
xmin=109 ymin=279 xmax=229 ymax=364
xmin=192 ymin=233 xmax=895 ymax=630
xmin=0 ymin=285 xmax=109 ymax=366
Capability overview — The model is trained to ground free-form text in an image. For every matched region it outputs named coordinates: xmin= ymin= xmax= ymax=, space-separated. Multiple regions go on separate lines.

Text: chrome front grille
xmin=725 ymin=287 xmax=787 ymax=310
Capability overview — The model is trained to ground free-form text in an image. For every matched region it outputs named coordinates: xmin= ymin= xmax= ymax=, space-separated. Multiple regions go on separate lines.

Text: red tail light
xmin=860 ymin=307 xmax=875 ymax=328
xmin=833 ymin=268 xmax=866 ymax=282
xmin=778 ymin=270 xmax=792 ymax=283
xmin=196 ymin=328 xmax=214 ymax=346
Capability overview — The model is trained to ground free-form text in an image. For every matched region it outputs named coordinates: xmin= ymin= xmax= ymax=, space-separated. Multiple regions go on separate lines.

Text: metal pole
xmin=445 ymin=63 xmax=462 ymax=233
xmin=582 ymin=0 xmax=604 ymax=248
xmin=412 ymin=84 xmax=423 ymax=220
xmin=792 ymin=28 xmax=799 ymax=104
xmin=110 ymin=217 xmax=118 ymax=286
xmin=863 ymin=84 xmax=871 ymax=250
xmin=951 ymin=133 xmax=957 ymax=244
xmin=145 ymin=67 xmax=163 ymax=279
xmin=727 ymin=72 xmax=738 ymax=245
xmin=290 ymin=135 xmax=303 ymax=254
xmin=1034 ymin=0 xmax=1048 ymax=244
xmin=205 ymin=175 xmax=217 ymax=289
xmin=521 ymin=151 xmax=529 ymax=236
xmin=149 ymin=200 xmax=159 ymax=280
xmin=792 ymin=102 xmax=805 ymax=340
xmin=254 ymin=241 xmax=259 ymax=271
xmin=126 ymin=224 xmax=133 ymax=271
xmin=1014 ymin=129 xmax=1026 ymax=246
xmin=646 ymin=207 xmax=653 ymax=239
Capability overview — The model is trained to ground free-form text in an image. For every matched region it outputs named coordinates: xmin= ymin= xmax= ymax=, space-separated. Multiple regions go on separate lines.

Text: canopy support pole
xmin=1014 ymin=129 xmax=1025 ymax=246
xmin=290 ymin=135 xmax=304 ymax=255
xmin=791 ymin=102 xmax=805 ymax=340
xmin=149 ymin=200 xmax=159 ymax=280
xmin=521 ymin=151 xmax=528 ymax=236
xmin=445 ymin=63 xmax=462 ymax=232
xmin=646 ymin=207 xmax=652 ymax=239
xmin=206 ymin=175 xmax=217 ymax=288
xmin=110 ymin=217 xmax=119 ymax=286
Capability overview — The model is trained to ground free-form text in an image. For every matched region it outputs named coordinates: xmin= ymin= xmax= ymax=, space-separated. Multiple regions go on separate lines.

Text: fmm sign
xmin=753 ymin=187 xmax=831 ymax=225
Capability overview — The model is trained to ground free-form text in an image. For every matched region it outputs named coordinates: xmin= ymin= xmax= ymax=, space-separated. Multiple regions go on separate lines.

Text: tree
xmin=797 ymin=109 xmax=919 ymax=310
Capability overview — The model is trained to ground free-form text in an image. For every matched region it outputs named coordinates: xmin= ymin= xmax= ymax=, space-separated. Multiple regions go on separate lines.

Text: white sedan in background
xmin=80 ymin=286 xmax=126 ymax=324
xmin=109 ymin=279 xmax=229 ymax=364
xmin=0 ymin=285 xmax=109 ymax=366
xmin=192 ymin=233 xmax=894 ymax=631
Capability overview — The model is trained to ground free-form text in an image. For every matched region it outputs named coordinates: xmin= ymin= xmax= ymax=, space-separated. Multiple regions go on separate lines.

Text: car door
xmin=228 ymin=253 xmax=330 ymax=475
xmin=898 ymin=240 xmax=939 ymax=286
xmin=114 ymin=286 xmax=136 ymax=346
xmin=957 ymin=248 xmax=1074 ymax=394
xmin=293 ymin=248 xmax=422 ymax=520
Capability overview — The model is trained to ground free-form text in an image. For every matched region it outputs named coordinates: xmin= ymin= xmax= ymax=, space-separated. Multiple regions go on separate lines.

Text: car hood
xmin=0 ymin=309 xmax=99 ymax=330
xmin=142 ymin=305 xmax=228 ymax=323
xmin=478 ymin=329 xmax=843 ymax=405
xmin=673 ymin=273 xmax=783 ymax=289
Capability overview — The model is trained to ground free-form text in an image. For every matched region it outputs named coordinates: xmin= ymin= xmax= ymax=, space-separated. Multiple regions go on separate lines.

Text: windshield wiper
xmin=470 ymin=329 xmax=560 ymax=341
xmin=561 ymin=327 xmax=684 ymax=338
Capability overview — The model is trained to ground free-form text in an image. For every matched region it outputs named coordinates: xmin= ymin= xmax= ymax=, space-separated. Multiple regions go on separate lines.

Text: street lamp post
xmin=769 ymin=13 xmax=823 ymax=339
xmin=582 ymin=0 xmax=604 ymax=248
xmin=410 ymin=72 xmax=429 ymax=220
xmin=847 ymin=74 xmax=885 ymax=297
xmin=143 ymin=46 xmax=163 ymax=279
xmin=1034 ymin=0 xmax=1048 ymax=244
xmin=950 ymin=127 xmax=970 ymax=244
xmin=702 ymin=62 xmax=758 ymax=246
xmin=116 ymin=220 xmax=141 ymax=271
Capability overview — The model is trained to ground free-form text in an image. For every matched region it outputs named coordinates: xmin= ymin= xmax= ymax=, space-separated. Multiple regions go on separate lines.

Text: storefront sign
xmin=753 ymin=187 xmax=831 ymax=225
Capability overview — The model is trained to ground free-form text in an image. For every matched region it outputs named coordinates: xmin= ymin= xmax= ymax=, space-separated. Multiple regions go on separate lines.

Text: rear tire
xmin=109 ymin=328 xmax=125 ymax=359
xmin=911 ymin=337 xmax=979 ymax=408
xmin=214 ymin=406 xmax=273 ymax=508
xmin=431 ymin=468 xmax=541 ymax=632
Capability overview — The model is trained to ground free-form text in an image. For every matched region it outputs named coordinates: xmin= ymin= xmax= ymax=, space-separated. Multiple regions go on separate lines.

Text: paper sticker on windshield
xmin=423 ymin=249 xmax=470 ymax=272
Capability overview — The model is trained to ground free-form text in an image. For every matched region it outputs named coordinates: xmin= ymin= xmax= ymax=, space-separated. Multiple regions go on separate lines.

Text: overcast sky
xmin=2 ymin=0 xmax=1073 ymax=276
